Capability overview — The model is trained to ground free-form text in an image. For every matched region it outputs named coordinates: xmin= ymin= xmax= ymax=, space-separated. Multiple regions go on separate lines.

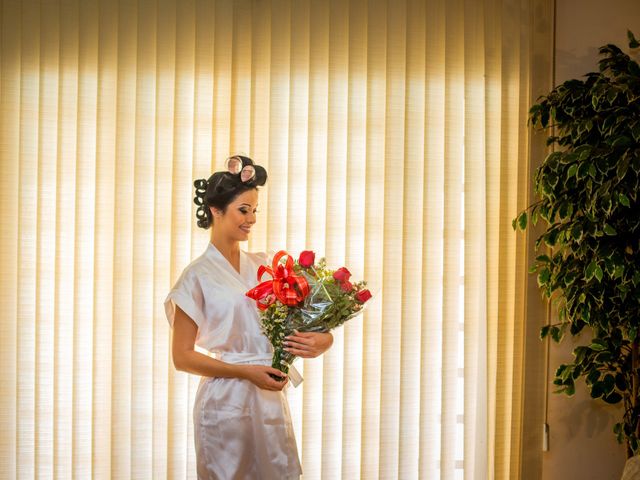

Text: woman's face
xmin=211 ymin=189 xmax=259 ymax=242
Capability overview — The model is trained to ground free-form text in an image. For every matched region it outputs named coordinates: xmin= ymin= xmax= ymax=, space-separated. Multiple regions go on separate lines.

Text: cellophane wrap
xmin=249 ymin=255 xmax=372 ymax=376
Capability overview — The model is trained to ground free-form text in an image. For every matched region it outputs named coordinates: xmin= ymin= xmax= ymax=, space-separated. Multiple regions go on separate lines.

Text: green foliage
xmin=515 ymin=32 xmax=640 ymax=457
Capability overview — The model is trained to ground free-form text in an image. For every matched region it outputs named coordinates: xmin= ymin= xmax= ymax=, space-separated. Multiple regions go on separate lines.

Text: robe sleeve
xmin=164 ymin=267 xmax=206 ymax=328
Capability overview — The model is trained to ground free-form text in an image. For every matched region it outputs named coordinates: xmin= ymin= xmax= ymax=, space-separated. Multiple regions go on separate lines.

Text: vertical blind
xmin=0 ymin=0 xmax=551 ymax=478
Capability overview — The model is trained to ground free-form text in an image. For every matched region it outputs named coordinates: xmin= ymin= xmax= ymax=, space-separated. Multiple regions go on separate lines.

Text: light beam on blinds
xmin=0 ymin=0 xmax=551 ymax=478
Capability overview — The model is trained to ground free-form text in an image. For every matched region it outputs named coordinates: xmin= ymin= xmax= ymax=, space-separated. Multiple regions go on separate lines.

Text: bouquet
xmin=246 ymin=250 xmax=372 ymax=378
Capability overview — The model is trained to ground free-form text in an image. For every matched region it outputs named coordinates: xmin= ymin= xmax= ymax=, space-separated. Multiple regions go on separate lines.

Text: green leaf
xmin=632 ymin=123 xmax=640 ymax=142
xmin=613 ymin=265 xmax=624 ymax=279
xmin=536 ymin=254 xmax=551 ymax=263
xmin=571 ymin=223 xmax=583 ymax=241
xmin=612 ymin=136 xmax=632 ymax=148
xmin=587 ymin=369 xmax=600 ymax=385
xmin=618 ymin=193 xmax=630 ymax=207
xmin=572 ymin=365 xmax=582 ymax=379
xmin=603 ymin=392 xmax=623 ymax=404
xmin=531 ymin=207 xmax=539 ymax=226
xmin=544 ymin=229 xmax=559 ymax=247
xmin=585 ymin=261 xmax=597 ymax=281
xmin=541 ymin=110 xmax=550 ymax=128
xmin=573 ymin=346 xmax=587 ymax=364
xmin=581 ymin=308 xmax=591 ymax=323
xmin=550 ymin=325 xmax=563 ymax=343
xmin=628 ymin=30 xmax=640 ymax=48
xmin=577 ymin=162 xmax=590 ymax=180
xmin=617 ymin=154 xmax=630 ymax=179
xmin=594 ymin=265 xmax=604 ymax=282
xmin=603 ymin=374 xmax=615 ymax=394
xmin=560 ymin=152 xmax=578 ymax=165
xmin=540 ymin=324 xmax=551 ymax=339
xmin=564 ymin=271 xmax=577 ymax=286
xmin=558 ymin=202 xmax=573 ymax=219
xmin=518 ymin=211 xmax=528 ymax=230
xmin=575 ymin=144 xmax=592 ymax=160
xmin=538 ymin=268 xmax=551 ymax=287
xmin=591 ymin=381 xmax=605 ymax=398
xmin=557 ymin=364 xmax=571 ymax=381
xmin=603 ymin=224 xmax=617 ymax=235
xmin=570 ymin=320 xmax=586 ymax=336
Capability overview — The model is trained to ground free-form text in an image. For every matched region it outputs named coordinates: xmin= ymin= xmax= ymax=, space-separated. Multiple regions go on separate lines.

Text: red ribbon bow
xmin=246 ymin=250 xmax=310 ymax=310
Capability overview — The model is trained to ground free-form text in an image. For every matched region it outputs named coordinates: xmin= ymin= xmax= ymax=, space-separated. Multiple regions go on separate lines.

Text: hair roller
xmin=193 ymin=178 xmax=212 ymax=229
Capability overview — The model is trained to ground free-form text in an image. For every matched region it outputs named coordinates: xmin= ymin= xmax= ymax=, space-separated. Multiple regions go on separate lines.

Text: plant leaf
xmin=538 ymin=268 xmax=551 ymax=287
xmin=603 ymin=392 xmax=623 ymax=404
xmin=587 ymin=369 xmax=600 ymax=385
xmin=585 ymin=261 xmax=597 ymax=281
xmin=594 ymin=265 xmax=604 ymax=282
xmin=591 ymin=381 xmax=605 ymax=398
xmin=617 ymin=154 xmax=630 ymax=179
xmin=540 ymin=324 xmax=551 ymax=339
xmin=536 ymin=254 xmax=551 ymax=263
xmin=518 ymin=211 xmax=528 ymax=230
xmin=619 ymin=193 xmax=630 ymax=207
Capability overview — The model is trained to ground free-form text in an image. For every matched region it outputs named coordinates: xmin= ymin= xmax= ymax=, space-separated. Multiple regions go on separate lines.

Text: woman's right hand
xmin=240 ymin=365 xmax=288 ymax=391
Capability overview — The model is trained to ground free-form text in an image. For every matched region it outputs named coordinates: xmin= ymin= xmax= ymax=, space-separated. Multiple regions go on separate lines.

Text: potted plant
xmin=514 ymin=31 xmax=640 ymax=467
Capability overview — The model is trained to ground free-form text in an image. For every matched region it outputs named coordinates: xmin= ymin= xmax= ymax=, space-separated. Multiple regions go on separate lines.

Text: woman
xmin=164 ymin=155 xmax=333 ymax=479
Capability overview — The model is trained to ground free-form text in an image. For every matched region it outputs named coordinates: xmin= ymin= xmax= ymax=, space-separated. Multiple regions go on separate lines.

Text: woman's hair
xmin=193 ymin=155 xmax=268 ymax=229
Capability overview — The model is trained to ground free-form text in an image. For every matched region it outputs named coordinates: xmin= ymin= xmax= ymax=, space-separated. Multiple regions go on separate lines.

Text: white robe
xmin=165 ymin=243 xmax=302 ymax=480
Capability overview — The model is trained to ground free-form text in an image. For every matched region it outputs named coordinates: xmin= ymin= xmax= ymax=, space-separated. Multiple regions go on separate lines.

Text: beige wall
xmin=527 ymin=1 xmax=640 ymax=479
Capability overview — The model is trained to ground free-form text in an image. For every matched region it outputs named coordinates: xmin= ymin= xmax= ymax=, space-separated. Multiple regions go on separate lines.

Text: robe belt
xmin=218 ymin=352 xmax=273 ymax=364
xmin=203 ymin=351 xmax=304 ymax=388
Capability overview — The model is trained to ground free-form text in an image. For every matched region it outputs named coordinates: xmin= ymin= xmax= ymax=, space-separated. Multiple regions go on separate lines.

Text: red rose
xmin=333 ymin=267 xmax=351 ymax=283
xmin=298 ymin=250 xmax=316 ymax=267
xmin=355 ymin=289 xmax=372 ymax=303
xmin=340 ymin=280 xmax=354 ymax=292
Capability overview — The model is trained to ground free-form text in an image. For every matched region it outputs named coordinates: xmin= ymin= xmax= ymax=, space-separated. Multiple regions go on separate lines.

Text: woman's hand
xmin=283 ymin=331 xmax=334 ymax=358
xmin=240 ymin=365 xmax=289 ymax=391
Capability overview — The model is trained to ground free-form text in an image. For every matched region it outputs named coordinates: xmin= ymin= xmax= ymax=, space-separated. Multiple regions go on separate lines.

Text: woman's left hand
xmin=283 ymin=330 xmax=334 ymax=358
